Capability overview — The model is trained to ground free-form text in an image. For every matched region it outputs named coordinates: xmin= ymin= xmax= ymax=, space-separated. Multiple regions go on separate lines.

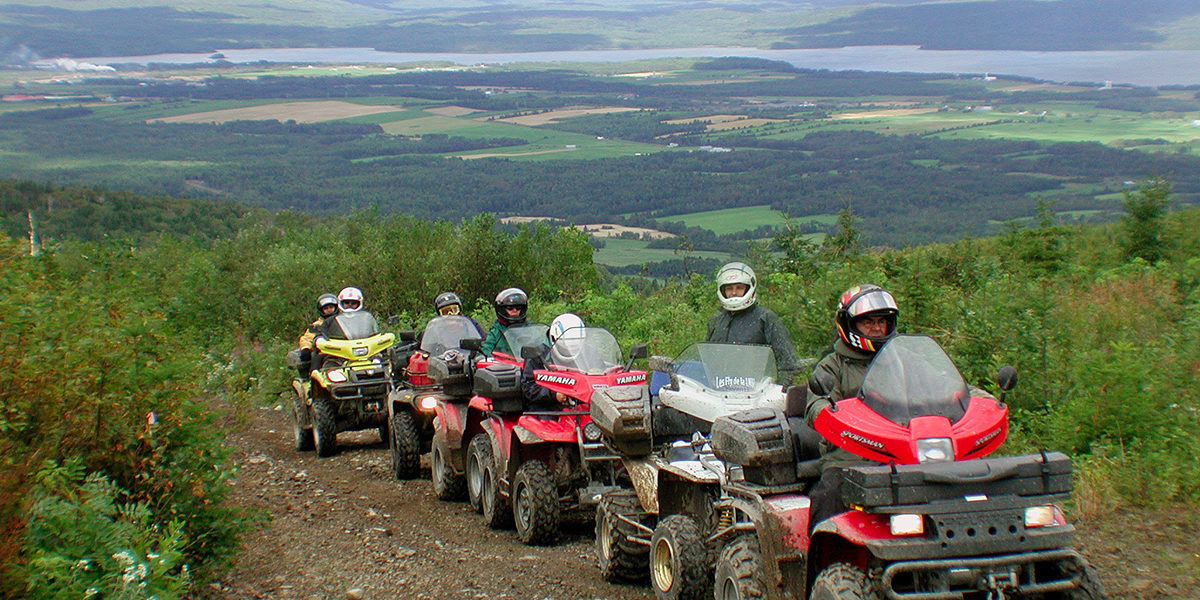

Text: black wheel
xmin=649 ymin=514 xmax=711 ymax=600
xmin=810 ymin=563 xmax=871 ymax=600
xmin=1043 ymin=562 xmax=1107 ymax=600
xmin=481 ymin=450 xmax=513 ymax=530
xmin=291 ymin=392 xmax=314 ymax=452
xmin=431 ymin=441 xmax=466 ymax=501
xmin=389 ymin=410 xmax=421 ymax=480
xmin=714 ymin=536 xmax=767 ymax=600
xmin=312 ymin=397 xmax=338 ymax=458
xmin=466 ymin=434 xmax=491 ymax=513
xmin=512 ymin=460 xmax=560 ymax=545
xmin=596 ymin=490 xmax=651 ymax=583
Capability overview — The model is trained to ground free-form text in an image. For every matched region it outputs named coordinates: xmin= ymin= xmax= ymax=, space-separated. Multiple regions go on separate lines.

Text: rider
xmin=312 ymin=287 xmax=381 ymax=371
xmin=434 ymin=291 xmax=465 ymax=317
xmin=521 ymin=313 xmax=585 ymax=410
xmin=803 ymin=283 xmax=900 ymax=530
xmin=706 ymin=262 xmax=802 ymax=385
xmin=481 ymin=287 xmax=528 ymax=356
xmin=295 ymin=292 xmax=339 ymax=375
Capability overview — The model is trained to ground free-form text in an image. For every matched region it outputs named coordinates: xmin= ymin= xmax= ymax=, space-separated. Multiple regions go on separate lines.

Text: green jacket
xmin=481 ymin=321 xmax=511 ymax=356
xmin=805 ymin=339 xmax=875 ymax=469
xmin=706 ymin=304 xmax=802 ymax=385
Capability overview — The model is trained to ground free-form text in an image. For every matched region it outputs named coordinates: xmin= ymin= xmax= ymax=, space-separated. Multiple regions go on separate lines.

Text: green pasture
xmin=657 ymin=205 xmax=789 ymax=235
xmin=592 ymin=237 xmax=734 ymax=268
xmin=934 ymin=112 xmax=1200 ymax=145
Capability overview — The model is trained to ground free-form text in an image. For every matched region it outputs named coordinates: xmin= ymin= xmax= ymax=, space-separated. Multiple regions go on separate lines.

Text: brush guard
xmin=880 ymin=548 xmax=1089 ymax=600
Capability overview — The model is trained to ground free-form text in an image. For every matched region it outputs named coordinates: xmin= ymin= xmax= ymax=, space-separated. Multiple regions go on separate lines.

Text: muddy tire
xmin=649 ymin=514 xmax=711 ymax=600
xmin=292 ymin=395 xmax=315 ymax=452
xmin=431 ymin=441 xmax=466 ymax=501
xmin=466 ymin=434 xmax=491 ymax=513
xmin=481 ymin=449 xmax=513 ymax=530
xmin=312 ymin=397 xmax=338 ymax=458
xmin=512 ymin=460 xmax=560 ymax=546
xmin=714 ymin=536 xmax=767 ymax=600
xmin=596 ymin=490 xmax=650 ymax=583
xmin=1058 ymin=564 xmax=1107 ymax=600
xmin=389 ymin=410 xmax=421 ymax=480
xmin=810 ymin=563 xmax=870 ymax=600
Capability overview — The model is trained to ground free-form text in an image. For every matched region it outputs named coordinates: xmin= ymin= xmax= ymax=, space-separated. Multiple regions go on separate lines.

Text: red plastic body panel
xmin=814 ymin=396 xmax=1008 ymax=464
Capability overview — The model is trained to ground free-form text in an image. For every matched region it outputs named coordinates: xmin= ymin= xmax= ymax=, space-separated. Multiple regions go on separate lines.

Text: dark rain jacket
xmin=481 ymin=321 xmax=511 ymax=356
xmin=706 ymin=303 xmax=801 ymax=385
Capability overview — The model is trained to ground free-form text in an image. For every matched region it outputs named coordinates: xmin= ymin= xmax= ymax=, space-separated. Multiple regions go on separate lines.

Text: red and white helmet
xmin=835 ymin=284 xmax=899 ymax=354
xmin=716 ymin=262 xmax=757 ymax=312
xmin=337 ymin=286 xmax=364 ymax=312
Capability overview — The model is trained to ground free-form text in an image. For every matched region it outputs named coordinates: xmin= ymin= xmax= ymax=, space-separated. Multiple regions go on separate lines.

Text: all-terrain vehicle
xmin=386 ymin=315 xmax=484 ymax=479
xmin=588 ymin=342 xmax=789 ymax=600
xmin=426 ymin=323 xmax=550 ymax=505
xmin=463 ymin=326 xmax=649 ymax=546
xmin=306 ymin=311 xmax=397 ymax=457
xmin=706 ymin=334 xmax=1105 ymax=600
xmin=285 ymin=349 xmax=318 ymax=451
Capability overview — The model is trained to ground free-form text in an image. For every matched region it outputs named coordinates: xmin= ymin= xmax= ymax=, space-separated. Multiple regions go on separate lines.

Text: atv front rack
xmin=880 ymin=548 xmax=1089 ymax=600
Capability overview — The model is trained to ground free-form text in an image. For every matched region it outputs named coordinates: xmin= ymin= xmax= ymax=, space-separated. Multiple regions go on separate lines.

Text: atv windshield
xmin=502 ymin=322 xmax=550 ymax=357
xmin=547 ymin=327 xmax=623 ymax=375
xmin=328 ymin=311 xmax=380 ymax=340
xmin=857 ymin=335 xmax=969 ymax=426
xmin=421 ymin=316 xmax=484 ymax=356
xmin=672 ymin=342 xmax=777 ymax=392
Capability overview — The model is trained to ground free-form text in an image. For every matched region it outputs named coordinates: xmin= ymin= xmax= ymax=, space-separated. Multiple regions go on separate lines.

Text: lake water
xmin=60 ymin=45 xmax=1200 ymax=87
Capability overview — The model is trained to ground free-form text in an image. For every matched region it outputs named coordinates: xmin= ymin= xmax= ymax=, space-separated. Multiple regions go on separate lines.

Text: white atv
xmin=589 ymin=342 xmax=793 ymax=600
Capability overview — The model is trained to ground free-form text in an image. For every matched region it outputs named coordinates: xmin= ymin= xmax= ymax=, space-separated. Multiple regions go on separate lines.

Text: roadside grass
xmin=658 ymin=205 xmax=789 ymax=235
xmin=593 ymin=237 xmax=733 ymax=267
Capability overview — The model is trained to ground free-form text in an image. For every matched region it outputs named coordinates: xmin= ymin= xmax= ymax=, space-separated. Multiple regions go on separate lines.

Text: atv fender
xmin=515 ymin=414 xmax=578 ymax=443
xmin=723 ymin=490 xmax=816 ymax=598
xmin=435 ymin=401 xmax=470 ymax=449
xmin=623 ymin=458 xmax=660 ymax=513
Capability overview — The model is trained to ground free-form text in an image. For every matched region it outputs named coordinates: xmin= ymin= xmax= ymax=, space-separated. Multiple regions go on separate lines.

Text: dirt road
xmin=209 ymin=405 xmax=1197 ymax=599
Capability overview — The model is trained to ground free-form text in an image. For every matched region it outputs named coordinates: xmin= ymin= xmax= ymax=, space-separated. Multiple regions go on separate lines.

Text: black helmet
xmin=493 ymin=287 xmax=528 ymax=325
xmin=316 ymin=293 xmax=339 ymax=317
xmin=835 ymin=284 xmax=899 ymax=354
xmin=434 ymin=291 xmax=463 ymax=316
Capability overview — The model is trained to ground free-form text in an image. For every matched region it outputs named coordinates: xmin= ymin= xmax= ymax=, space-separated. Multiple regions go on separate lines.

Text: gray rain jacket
xmin=706 ymin=304 xmax=801 ymax=385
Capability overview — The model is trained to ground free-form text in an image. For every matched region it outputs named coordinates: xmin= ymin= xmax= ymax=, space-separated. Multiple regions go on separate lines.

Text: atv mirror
xmin=997 ymin=365 xmax=1018 ymax=391
xmin=808 ymin=370 xmax=836 ymax=397
xmin=520 ymin=345 xmax=541 ymax=360
xmin=460 ymin=337 xmax=483 ymax=352
xmin=629 ymin=344 xmax=648 ymax=360
xmin=785 ymin=385 xmax=806 ymax=418
xmin=387 ymin=315 xmax=401 ymax=326
xmin=398 ymin=329 xmax=417 ymax=343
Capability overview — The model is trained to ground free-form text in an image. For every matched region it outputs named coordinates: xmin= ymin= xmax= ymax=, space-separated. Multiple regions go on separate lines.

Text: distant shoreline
xmin=46 ymin=45 xmax=1200 ymax=88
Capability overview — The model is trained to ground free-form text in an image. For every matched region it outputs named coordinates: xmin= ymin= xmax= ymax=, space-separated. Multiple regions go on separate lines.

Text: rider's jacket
xmin=317 ymin=311 xmax=380 ymax=342
xmin=481 ymin=320 xmax=512 ymax=356
xmin=706 ymin=303 xmax=801 ymax=384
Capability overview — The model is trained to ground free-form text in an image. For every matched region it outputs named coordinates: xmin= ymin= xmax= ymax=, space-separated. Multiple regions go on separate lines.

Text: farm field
xmin=593 ymin=237 xmax=732 ymax=267
xmin=656 ymin=205 xmax=792 ymax=236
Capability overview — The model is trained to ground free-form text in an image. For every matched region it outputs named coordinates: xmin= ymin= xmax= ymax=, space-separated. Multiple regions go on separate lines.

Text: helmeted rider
xmin=706 ymin=262 xmax=802 ymax=385
xmin=295 ymin=292 xmax=339 ymax=375
xmin=521 ymin=313 xmax=585 ymax=410
xmin=434 ymin=291 xmax=464 ymax=316
xmin=481 ymin=287 xmax=528 ymax=356
xmin=316 ymin=286 xmax=380 ymax=343
xmin=804 ymin=284 xmax=993 ymax=531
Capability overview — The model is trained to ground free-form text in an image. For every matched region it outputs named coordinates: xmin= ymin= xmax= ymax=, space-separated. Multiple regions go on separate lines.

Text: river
xmin=58 ymin=45 xmax=1200 ymax=87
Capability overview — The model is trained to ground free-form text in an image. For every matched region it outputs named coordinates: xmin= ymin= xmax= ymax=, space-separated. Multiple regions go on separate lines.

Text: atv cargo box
xmin=427 ymin=352 xmax=472 ymax=398
xmin=590 ymin=384 xmax=652 ymax=455
xmin=842 ymin=451 xmax=1073 ymax=508
xmin=711 ymin=408 xmax=797 ymax=486
xmin=474 ymin=364 xmax=523 ymax=412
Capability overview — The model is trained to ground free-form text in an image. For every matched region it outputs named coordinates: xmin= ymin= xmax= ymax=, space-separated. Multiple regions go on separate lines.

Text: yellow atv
xmin=308 ymin=313 xmax=397 ymax=457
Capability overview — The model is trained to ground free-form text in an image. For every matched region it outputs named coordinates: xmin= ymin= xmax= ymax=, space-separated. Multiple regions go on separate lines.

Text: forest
xmin=1 ymin=177 xmax=1197 ymax=597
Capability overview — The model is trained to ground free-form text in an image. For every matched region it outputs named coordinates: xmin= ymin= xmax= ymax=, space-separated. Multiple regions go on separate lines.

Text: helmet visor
xmin=846 ymin=290 xmax=897 ymax=319
xmin=438 ymin=304 xmax=461 ymax=316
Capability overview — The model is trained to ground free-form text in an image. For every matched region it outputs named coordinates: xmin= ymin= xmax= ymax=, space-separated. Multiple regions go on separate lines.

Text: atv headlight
xmin=583 ymin=422 xmax=603 ymax=442
xmin=915 ymin=438 xmax=953 ymax=463
xmin=327 ymin=369 xmax=348 ymax=383
xmin=353 ymin=346 xmax=368 ymax=357
xmin=1024 ymin=505 xmax=1059 ymax=528
xmin=889 ymin=513 xmax=925 ymax=536
xmin=419 ymin=395 xmax=438 ymax=411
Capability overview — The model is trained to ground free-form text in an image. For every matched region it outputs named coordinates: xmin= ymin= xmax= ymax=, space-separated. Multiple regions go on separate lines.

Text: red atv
xmin=708 ymin=334 xmax=1105 ymax=600
xmin=427 ymin=323 xmax=550 ymax=504
xmin=473 ymin=326 xmax=648 ymax=545
xmin=386 ymin=315 xmax=484 ymax=479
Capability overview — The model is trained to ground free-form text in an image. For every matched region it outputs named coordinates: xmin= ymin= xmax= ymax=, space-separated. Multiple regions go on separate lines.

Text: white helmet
xmin=716 ymin=262 xmax=757 ymax=312
xmin=337 ymin=286 xmax=364 ymax=312
xmin=548 ymin=313 xmax=586 ymax=359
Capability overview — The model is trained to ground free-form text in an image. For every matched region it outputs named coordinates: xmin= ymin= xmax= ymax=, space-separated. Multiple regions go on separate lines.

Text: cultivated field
xmin=489 ymin=106 xmax=638 ymax=126
xmin=657 ymin=205 xmax=794 ymax=236
xmin=148 ymin=100 xmax=405 ymax=124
